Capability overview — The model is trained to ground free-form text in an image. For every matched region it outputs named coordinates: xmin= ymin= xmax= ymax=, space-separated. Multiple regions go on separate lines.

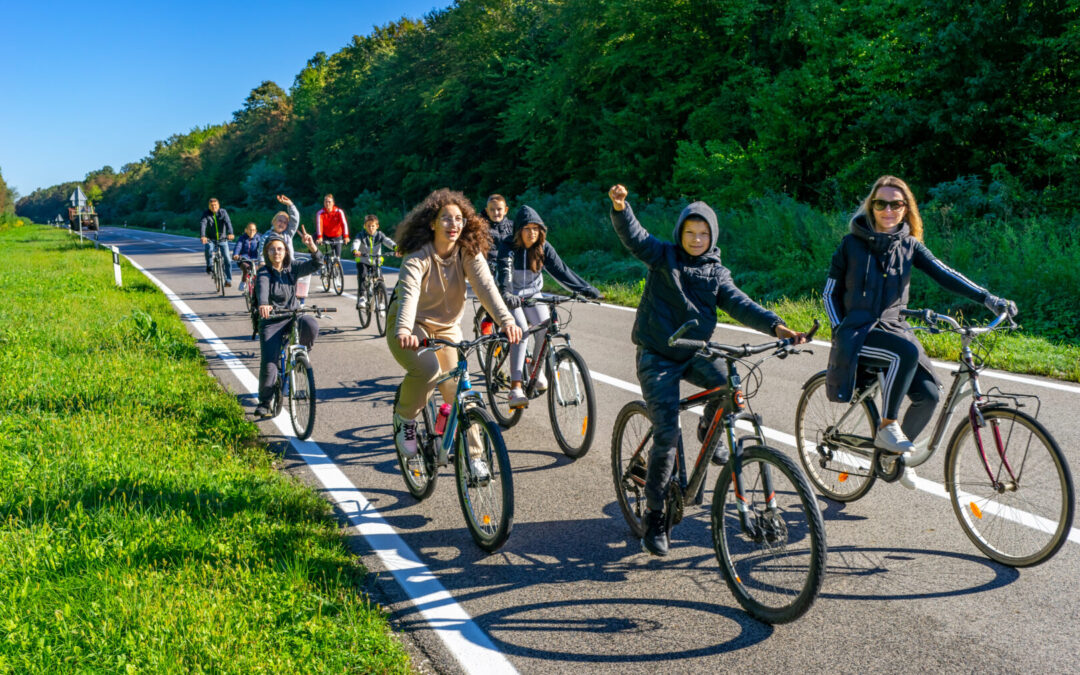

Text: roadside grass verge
xmin=0 ymin=226 xmax=411 ymax=673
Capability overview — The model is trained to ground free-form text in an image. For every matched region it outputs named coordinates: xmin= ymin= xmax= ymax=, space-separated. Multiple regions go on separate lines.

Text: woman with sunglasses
xmin=822 ymin=175 xmax=1016 ymax=488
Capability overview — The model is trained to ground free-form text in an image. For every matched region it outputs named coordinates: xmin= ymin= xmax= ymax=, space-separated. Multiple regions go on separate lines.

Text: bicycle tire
xmin=213 ymin=254 xmax=224 ymax=296
xmin=331 ymin=260 xmax=344 ymax=295
xmin=547 ymin=346 xmax=596 ymax=459
xmin=482 ymin=340 xmax=523 ymax=428
xmin=712 ymin=445 xmax=827 ymax=624
xmin=794 ymin=371 xmax=878 ymax=502
xmin=473 ymin=308 xmax=491 ymax=374
xmin=945 ymin=406 xmax=1074 ymax=567
xmin=611 ymin=400 xmax=651 ymax=538
xmin=358 ymin=284 xmax=373 ymax=329
xmin=319 ymin=260 xmax=331 ymax=292
xmin=392 ymin=385 xmax=438 ymax=500
xmin=374 ymin=282 xmax=389 ymax=337
xmin=454 ymin=405 xmax=514 ymax=552
xmin=289 ymin=352 xmax=317 ymax=440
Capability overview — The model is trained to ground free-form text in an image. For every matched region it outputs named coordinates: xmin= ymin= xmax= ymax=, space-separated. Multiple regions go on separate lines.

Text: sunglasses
xmin=871 ymin=199 xmax=907 ymax=212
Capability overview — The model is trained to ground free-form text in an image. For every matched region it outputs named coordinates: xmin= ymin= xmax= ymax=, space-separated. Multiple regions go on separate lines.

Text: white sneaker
xmin=469 ymin=457 xmax=491 ymax=483
xmin=358 ymin=296 xmax=368 ymax=309
xmin=508 ymin=386 xmax=529 ymax=409
xmin=898 ymin=465 xmax=918 ymax=491
xmin=238 ymin=281 xmax=247 ymax=292
xmin=536 ymin=369 xmax=548 ymax=392
xmin=875 ymin=421 xmax=915 ymax=454
xmin=394 ymin=413 xmax=418 ymax=457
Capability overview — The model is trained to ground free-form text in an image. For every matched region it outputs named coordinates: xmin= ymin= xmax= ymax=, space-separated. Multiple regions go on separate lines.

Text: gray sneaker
xmin=875 ymin=421 xmax=915 ymax=454
xmin=394 ymin=413 xmax=418 ymax=457
xmin=469 ymin=457 xmax=491 ymax=484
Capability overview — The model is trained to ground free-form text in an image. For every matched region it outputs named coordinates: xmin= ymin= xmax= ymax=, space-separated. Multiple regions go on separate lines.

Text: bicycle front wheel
xmin=455 ymin=406 xmax=514 ymax=552
xmin=374 ymin=282 xmax=389 ymax=337
xmin=945 ymin=406 xmax=1074 ymax=567
xmin=213 ymin=256 xmax=224 ymax=296
xmin=712 ymin=445 xmax=826 ymax=624
xmin=547 ymin=347 xmax=596 ymax=458
xmin=319 ymin=264 xmax=331 ymax=292
xmin=794 ymin=371 xmax=877 ymax=502
xmin=331 ymin=260 xmax=344 ymax=295
xmin=482 ymin=340 xmax=523 ymax=428
xmin=357 ymin=286 xmax=373 ymax=329
xmin=611 ymin=400 xmax=651 ymax=538
xmin=288 ymin=352 xmax=317 ymax=439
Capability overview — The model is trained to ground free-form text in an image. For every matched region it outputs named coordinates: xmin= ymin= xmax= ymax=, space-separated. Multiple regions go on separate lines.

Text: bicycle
xmin=238 ymin=259 xmax=259 ymax=336
xmin=795 ymin=308 xmax=1074 ymax=567
xmin=355 ymin=254 xmax=390 ymax=336
xmin=317 ymin=238 xmax=345 ymax=295
xmin=482 ymin=294 xmax=598 ymax=458
xmin=209 ymin=243 xmax=227 ymax=296
xmin=264 ymin=305 xmax=337 ymax=440
xmin=612 ymin=319 xmax=826 ymax=624
xmin=393 ymin=332 xmax=515 ymax=552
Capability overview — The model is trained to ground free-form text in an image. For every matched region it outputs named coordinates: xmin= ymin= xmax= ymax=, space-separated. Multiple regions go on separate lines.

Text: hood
xmin=512 ymin=205 xmax=546 ymax=236
xmin=850 ymin=212 xmax=909 ymax=254
xmin=673 ymin=201 xmax=719 ymax=255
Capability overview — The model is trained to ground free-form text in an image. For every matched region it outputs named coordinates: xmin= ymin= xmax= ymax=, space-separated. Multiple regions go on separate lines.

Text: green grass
xmin=0 ymin=223 xmax=411 ymax=673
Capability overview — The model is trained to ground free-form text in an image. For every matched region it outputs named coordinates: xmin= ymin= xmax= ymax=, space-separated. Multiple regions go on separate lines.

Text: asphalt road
xmin=95 ymin=227 xmax=1080 ymax=674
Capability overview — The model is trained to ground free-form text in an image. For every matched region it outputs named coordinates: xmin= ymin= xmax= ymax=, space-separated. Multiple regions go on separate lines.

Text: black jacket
xmin=256 ymin=253 xmax=324 ymax=314
xmin=199 ymin=208 xmax=233 ymax=240
xmin=824 ymin=214 xmax=990 ymax=402
xmin=481 ymin=212 xmax=513 ymax=263
xmin=496 ymin=205 xmax=599 ymax=298
xmin=611 ymin=202 xmax=782 ymax=361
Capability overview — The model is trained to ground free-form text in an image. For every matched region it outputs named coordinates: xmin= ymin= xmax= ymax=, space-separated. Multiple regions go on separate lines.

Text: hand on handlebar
xmin=503 ymin=324 xmax=522 ymax=344
xmin=775 ymin=324 xmax=808 ymax=345
xmin=259 ymin=304 xmax=272 ymax=320
xmin=983 ymin=294 xmax=1018 ymax=318
xmin=399 ymin=334 xmax=421 ymax=351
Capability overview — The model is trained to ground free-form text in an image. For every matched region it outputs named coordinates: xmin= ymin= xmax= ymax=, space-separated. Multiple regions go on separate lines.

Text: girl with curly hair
xmin=387 ymin=188 xmax=522 ymax=480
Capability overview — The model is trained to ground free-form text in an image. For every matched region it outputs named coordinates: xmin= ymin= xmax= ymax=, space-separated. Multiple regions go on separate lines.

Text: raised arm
xmin=608 ymin=184 xmax=666 ymax=266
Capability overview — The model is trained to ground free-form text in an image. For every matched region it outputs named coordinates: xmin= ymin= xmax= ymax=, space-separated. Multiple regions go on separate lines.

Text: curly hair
xmin=394 ymin=188 xmax=492 ymax=257
xmin=855 ymin=175 xmax=924 ymax=242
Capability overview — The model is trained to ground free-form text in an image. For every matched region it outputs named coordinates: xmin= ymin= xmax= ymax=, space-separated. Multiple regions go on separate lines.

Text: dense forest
xmin=16 ymin=0 xmax=1080 ymax=340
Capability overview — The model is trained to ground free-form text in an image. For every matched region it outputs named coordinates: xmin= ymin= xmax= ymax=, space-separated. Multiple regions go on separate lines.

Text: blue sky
xmin=0 ymin=0 xmax=449 ymax=197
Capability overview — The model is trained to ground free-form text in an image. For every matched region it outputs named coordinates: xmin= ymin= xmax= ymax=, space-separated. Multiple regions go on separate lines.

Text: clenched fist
xmin=608 ymin=184 xmax=628 ymax=211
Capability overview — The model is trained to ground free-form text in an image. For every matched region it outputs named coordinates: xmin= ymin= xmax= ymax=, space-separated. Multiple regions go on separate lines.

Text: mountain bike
xmin=238 ymin=259 xmax=259 ymax=337
xmin=264 ymin=306 xmax=337 ymax=440
xmin=317 ymin=238 xmax=345 ymax=295
xmin=483 ymin=294 xmax=598 ymax=458
xmin=393 ymin=332 xmax=515 ymax=552
xmin=209 ymin=243 xmax=227 ymax=296
xmin=612 ymin=319 xmax=826 ymax=624
xmin=355 ymin=255 xmax=390 ymax=336
xmin=795 ymin=308 xmax=1074 ymax=567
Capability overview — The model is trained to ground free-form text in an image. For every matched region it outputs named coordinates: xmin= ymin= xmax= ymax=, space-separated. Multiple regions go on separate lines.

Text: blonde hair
xmin=856 ymin=175 xmax=924 ymax=241
xmin=272 ymin=211 xmax=289 ymax=228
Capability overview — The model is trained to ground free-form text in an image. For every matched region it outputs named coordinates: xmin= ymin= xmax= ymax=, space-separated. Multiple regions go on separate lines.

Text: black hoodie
xmin=495 ymin=205 xmax=599 ymax=298
xmin=611 ymin=201 xmax=782 ymax=361
xmin=823 ymin=213 xmax=991 ymax=402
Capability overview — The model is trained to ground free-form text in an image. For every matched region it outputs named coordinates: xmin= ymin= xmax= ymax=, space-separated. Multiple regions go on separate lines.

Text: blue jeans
xmin=204 ymin=241 xmax=233 ymax=283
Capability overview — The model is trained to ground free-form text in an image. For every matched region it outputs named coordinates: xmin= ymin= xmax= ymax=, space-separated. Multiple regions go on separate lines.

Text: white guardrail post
xmin=112 ymin=245 xmax=122 ymax=287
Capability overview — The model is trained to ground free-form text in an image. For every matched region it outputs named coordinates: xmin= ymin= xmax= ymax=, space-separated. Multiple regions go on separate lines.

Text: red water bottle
xmin=434 ymin=403 xmax=451 ymax=435
xmin=480 ymin=317 xmax=495 ymax=335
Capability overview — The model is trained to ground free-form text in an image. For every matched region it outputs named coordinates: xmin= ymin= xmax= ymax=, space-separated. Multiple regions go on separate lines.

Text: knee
xmin=909 ymin=379 xmax=940 ymax=404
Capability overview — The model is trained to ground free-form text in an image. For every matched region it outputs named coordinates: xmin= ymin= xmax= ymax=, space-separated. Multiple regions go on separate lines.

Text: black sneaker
xmin=710 ymin=444 xmax=729 ymax=466
xmin=697 ymin=416 xmax=709 ymax=443
xmin=205 ymin=265 xmax=213 ymax=274
xmin=253 ymin=404 xmax=272 ymax=418
xmin=642 ymin=508 xmax=669 ymax=556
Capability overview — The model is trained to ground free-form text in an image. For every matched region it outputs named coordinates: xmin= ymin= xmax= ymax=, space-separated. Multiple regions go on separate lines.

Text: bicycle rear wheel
xmin=482 ymin=341 xmax=523 ymax=428
xmin=393 ymin=386 xmax=438 ymax=500
xmin=945 ymin=407 xmax=1074 ymax=567
xmin=213 ymin=255 xmax=224 ymax=296
xmin=374 ymin=282 xmax=389 ymax=337
xmin=712 ymin=445 xmax=826 ymax=624
xmin=611 ymin=400 xmax=651 ymax=538
xmin=794 ymin=371 xmax=877 ymax=502
xmin=358 ymin=286 xmax=373 ymax=328
xmin=547 ymin=347 xmax=596 ymax=458
xmin=288 ymin=352 xmax=317 ymax=439
xmin=455 ymin=406 xmax=514 ymax=552
xmin=331 ymin=260 xmax=344 ymax=295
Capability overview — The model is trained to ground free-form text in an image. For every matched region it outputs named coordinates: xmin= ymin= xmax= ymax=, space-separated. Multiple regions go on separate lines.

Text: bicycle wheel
xmin=945 ymin=406 xmax=1074 ymax=567
xmin=794 ymin=371 xmax=877 ymax=502
xmin=319 ymin=261 xmax=331 ymax=292
xmin=213 ymin=256 xmax=224 ymax=296
xmin=712 ymin=445 xmax=826 ymax=624
xmin=374 ymin=282 xmax=389 ymax=337
xmin=393 ymin=386 xmax=438 ymax=500
xmin=473 ymin=308 xmax=491 ymax=374
xmin=454 ymin=405 xmax=514 ymax=552
xmin=547 ymin=347 xmax=596 ymax=458
xmin=288 ymin=352 xmax=317 ymax=439
xmin=482 ymin=340 xmax=523 ymax=428
xmin=358 ymin=286 xmax=373 ymax=329
xmin=331 ymin=260 xmax=344 ymax=295
xmin=611 ymin=400 xmax=651 ymax=538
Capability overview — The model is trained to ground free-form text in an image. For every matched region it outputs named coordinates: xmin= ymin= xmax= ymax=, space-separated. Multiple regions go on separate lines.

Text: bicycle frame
xmin=275 ymin=318 xmax=306 ymax=400
xmin=426 ymin=347 xmax=487 ymax=467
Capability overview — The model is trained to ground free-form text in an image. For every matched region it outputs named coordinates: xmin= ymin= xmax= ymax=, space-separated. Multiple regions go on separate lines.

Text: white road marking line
xmin=119 ymin=252 xmax=519 ymax=675
xmin=589 ymin=367 xmax=1080 ymax=546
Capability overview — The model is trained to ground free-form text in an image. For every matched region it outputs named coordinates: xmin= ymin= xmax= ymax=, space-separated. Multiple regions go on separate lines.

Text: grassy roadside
xmin=0 ymin=224 xmax=411 ymax=673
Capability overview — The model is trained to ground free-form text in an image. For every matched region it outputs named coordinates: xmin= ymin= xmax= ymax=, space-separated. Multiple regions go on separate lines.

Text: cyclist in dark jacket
xmin=823 ymin=175 xmax=1017 ymax=488
xmin=609 ymin=184 xmax=806 ymax=557
xmin=232 ymin=222 xmax=262 ymax=292
xmin=200 ymin=198 xmax=234 ymax=285
xmin=480 ymin=194 xmax=514 ymax=273
xmin=253 ymin=229 xmax=324 ymax=418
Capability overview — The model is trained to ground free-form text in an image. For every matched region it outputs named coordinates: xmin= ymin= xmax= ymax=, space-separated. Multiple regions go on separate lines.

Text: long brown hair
xmin=856 ymin=175 xmax=924 ymax=241
xmin=513 ymin=227 xmax=546 ymax=273
xmin=394 ymin=188 xmax=492 ymax=257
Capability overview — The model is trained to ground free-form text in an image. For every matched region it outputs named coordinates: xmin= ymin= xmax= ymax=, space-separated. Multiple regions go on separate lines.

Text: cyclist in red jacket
xmin=315 ymin=193 xmax=350 ymax=259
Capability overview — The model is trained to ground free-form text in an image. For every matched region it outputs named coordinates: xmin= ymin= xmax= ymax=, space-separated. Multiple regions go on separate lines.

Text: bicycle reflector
xmin=480 ymin=317 xmax=495 ymax=335
xmin=734 ymin=391 xmax=746 ymax=410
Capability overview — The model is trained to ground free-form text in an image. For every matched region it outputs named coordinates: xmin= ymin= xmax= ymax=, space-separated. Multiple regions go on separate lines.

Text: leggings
xmin=859 ymin=329 xmax=940 ymax=439
xmin=258 ymin=315 xmax=319 ymax=405
xmin=509 ymin=302 xmax=550 ymax=381
xmin=324 ymin=237 xmax=344 ymax=259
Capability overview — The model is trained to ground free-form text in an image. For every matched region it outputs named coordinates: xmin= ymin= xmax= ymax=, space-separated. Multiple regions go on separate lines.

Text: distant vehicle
xmin=68 ymin=186 xmax=100 ymax=236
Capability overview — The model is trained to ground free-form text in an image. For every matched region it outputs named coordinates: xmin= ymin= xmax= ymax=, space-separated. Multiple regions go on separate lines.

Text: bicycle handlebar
xmin=900 ymin=307 xmax=1015 ymax=334
xmin=266 ymin=306 xmax=338 ymax=320
xmin=521 ymin=292 xmax=601 ymax=307
xmin=667 ymin=319 xmax=820 ymax=358
xmin=417 ymin=331 xmax=507 ymax=356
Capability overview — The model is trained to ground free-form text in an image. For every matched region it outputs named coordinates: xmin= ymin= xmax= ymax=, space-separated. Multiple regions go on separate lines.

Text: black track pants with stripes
xmin=858 ymin=329 xmax=939 ymax=439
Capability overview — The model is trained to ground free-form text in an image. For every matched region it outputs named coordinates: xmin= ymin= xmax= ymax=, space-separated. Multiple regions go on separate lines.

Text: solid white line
xmin=587 ymin=366 xmax=1080 ymax=547
xmin=119 ymin=251 xmax=518 ymax=675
